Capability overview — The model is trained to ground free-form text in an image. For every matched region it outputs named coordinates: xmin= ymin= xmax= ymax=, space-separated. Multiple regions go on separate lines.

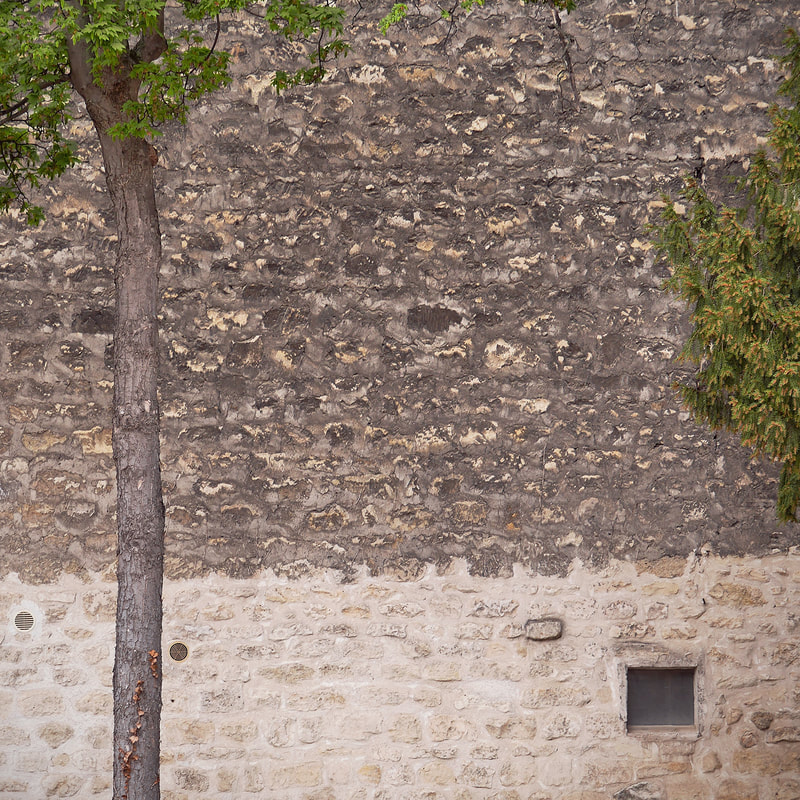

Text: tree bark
xmin=104 ymin=130 xmax=164 ymax=800
xmin=67 ymin=43 xmax=165 ymax=800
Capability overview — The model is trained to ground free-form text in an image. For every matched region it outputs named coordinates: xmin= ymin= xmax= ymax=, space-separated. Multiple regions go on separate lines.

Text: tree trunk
xmin=104 ymin=130 xmax=164 ymax=800
xmin=83 ymin=101 xmax=164 ymax=800
xmin=65 ymin=26 xmax=167 ymax=800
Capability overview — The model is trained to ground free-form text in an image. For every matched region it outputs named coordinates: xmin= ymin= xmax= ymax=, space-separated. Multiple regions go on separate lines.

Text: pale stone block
xmin=173 ymin=768 xmax=210 ymax=791
xmin=485 ymin=716 xmax=536 ymax=739
xmin=19 ymin=690 xmax=65 ymax=716
xmin=767 ymin=726 xmax=800 ymax=742
xmin=716 ymin=778 xmax=758 ymax=800
xmin=0 ymin=725 xmax=30 ymax=745
xmin=524 ymin=618 xmax=563 ymax=641
xmin=243 ymin=765 xmax=265 ymax=792
xmin=389 ymin=713 xmax=422 ymax=743
xmin=81 ymin=591 xmax=115 ymax=621
xmin=269 ymin=761 xmax=322 ymax=789
xmin=215 ymin=767 xmax=237 ymax=792
xmin=542 ymin=713 xmax=580 ymax=740
xmin=16 ymin=752 xmax=49 ymax=772
xmin=37 ymin=723 xmax=74 ymax=748
xmin=700 ymin=751 xmax=721 ymax=773
xmin=418 ymin=761 xmax=455 ymax=785
xmin=357 ymin=764 xmax=382 ymax=784
xmin=733 ymin=748 xmax=783 ymax=776
xmin=538 ymin=755 xmax=576 ymax=787
xmin=200 ymin=687 xmax=243 ymax=712
xmin=43 ymin=774 xmax=84 ymax=797
xmin=74 ymin=690 xmax=109 ymax=715
xmin=429 ymin=715 xmax=475 ymax=741
xmin=708 ymin=583 xmax=766 ymax=607
xmin=498 ymin=759 xmax=536 ymax=786
xmin=583 ymin=758 xmax=635 ymax=786
xmin=220 ymin=720 xmax=259 ymax=742
xmin=169 ymin=719 xmax=215 ymax=745
xmin=0 ymin=779 xmax=29 ymax=793
xmin=287 ymin=689 xmax=345 ymax=711
xmin=520 ymin=686 xmax=591 ymax=708
xmin=461 ymin=762 xmax=495 ymax=788
xmin=603 ymin=600 xmax=637 ymax=619
xmin=258 ymin=663 xmax=315 ymax=682
xmin=422 ymin=661 xmax=461 ymax=681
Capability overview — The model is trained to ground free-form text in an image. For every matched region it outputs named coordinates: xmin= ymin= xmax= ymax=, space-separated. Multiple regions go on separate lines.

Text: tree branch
xmin=132 ymin=7 xmax=167 ymax=64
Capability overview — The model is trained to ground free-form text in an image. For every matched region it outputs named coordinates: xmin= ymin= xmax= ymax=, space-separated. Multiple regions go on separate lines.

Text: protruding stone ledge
xmin=524 ymin=617 xmax=563 ymax=641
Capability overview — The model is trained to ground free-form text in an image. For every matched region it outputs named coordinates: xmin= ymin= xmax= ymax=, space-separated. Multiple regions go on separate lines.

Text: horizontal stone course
xmin=3 ymin=552 xmax=799 ymax=798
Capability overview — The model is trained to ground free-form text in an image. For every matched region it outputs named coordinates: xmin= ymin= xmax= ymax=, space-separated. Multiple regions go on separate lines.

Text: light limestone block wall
xmin=2 ymin=553 xmax=799 ymax=799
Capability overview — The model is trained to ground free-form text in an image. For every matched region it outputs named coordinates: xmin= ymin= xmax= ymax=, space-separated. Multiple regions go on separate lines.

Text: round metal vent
xmin=14 ymin=610 xmax=35 ymax=632
xmin=169 ymin=641 xmax=189 ymax=662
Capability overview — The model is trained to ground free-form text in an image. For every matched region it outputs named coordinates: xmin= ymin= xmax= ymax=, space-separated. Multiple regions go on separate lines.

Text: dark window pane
xmin=627 ymin=668 xmax=695 ymax=727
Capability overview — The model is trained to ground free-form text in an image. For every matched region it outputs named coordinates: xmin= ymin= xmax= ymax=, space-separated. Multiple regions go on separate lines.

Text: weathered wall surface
xmin=1 ymin=0 xmax=799 ymax=580
xmin=2 ymin=554 xmax=800 ymax=799
xmin=2 ymin=0 xmax=800 ymax=797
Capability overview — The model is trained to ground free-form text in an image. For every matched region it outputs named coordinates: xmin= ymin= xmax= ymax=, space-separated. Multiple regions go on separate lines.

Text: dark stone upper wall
xmin=1 ymin=0 xmax=798 ymax=581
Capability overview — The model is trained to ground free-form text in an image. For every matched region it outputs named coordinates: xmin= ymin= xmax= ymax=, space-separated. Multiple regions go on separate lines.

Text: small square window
xmin=627 ymin=667 xmax=695 ymax=728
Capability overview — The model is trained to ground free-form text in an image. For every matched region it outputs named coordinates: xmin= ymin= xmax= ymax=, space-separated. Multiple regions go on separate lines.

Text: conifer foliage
xmin=655 ymin=29 xmax=800 ymax=522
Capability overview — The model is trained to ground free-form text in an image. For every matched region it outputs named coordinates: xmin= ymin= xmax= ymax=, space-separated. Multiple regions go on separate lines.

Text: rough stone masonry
xmin=1 ymin=0 xmax=799 ymax=797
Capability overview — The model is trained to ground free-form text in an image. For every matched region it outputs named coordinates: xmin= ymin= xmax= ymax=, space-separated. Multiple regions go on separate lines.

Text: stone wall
xmin=1 ymin=0 xmax=799 ymax=580
xmin=3 ymin=553 xmax=800 ymax=799
xmin=2 ymin=0 xmax=800 ymax=796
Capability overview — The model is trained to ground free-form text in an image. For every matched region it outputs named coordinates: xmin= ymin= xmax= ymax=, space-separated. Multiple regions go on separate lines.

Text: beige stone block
xmin=585 ymin=712 xmax=621 ymax=739
xmin=733 ymin=748 xmax=783 ymax=775
xmin=390 ymin=713 xmax=422 ymax=743
xmin=700 ymin=751 xmax=721 ymax=773
xmin=498 ymin=759 xmax=536 ymax=786
xmin=485 ymin=716 xmax=536 ymax=739
xmin=537 ymin=755 xmax=575 ymax=787
xmin=200 ymin=687 xmax=243 ymax=712
xmin=19 ymin=690 xmax=65 ymax=716
xmin=216 ymin=767 xmax=237 ymax=793
xmin=0 ymin=780 xmax=29 ymax=793
xmin=419 ymin=761 xmax=454 ymax=785
xmin=81 ymin=591 xmax=115 ymax=621
xmin=287 ymin=690 xmax=345 ymax=711
xmin=641 ymin=581 xmax=681 ymax=596
xmin=520 ymin=686 xmax=591 ymax=708
xmin=16 ymin=752 xmax=49 ymax=772
xmin=89 ymin=776 xmax=111 ymax=796
xmin=636 ymin=760 xmax=691 ymax=778
xmin=357 ymin=764 xmax=382 ymax=784
xmin=430 ymin=715 xmax=475 ymax=741
xmin=269 ymin=762 xmax=322 ymax=789
xmin=422 ymin=661 xmax=461 ymax=681
xmin=42 ymin=775 xmax=84 ymax=797
xmin=709 ymin=582 xmax=766 ymax=607
xmin=543 ymin=713 xmax=580 ymax=740
xmin=243 ymin=765 xmax=265 ymax=792
xmin=0 ymin=725 xmax=29 ymax=745
xmin=74 ymin=690 xmax=109 ymax=715
xmin=37 ymin=723 xmax=74 ymax=748
xmin=173 ymin=768 xmax=210 ymax=791
xmin=583 ymin=758 xmax=634 ymax=785
xmin=258 ymin=663 xmax=315 ymax=682
xmin=717 ymin=778 xmax=758 ymax=800
xmin=170 ymin=719 xmax=215 ymax=744
xmin=461 ymin=762 xmax=495 ymax=788
xmin=220 ymin=720 xmax=259 ymax=742
xmin=767 ymin=726 xmax=800 ymax=742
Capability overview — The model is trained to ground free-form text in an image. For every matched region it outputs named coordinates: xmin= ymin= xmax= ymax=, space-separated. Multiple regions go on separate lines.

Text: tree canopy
xmin=655 ymin=29 xmax=800 ymax=522
xmin=0 ymin=0 xmax=349 ymax=224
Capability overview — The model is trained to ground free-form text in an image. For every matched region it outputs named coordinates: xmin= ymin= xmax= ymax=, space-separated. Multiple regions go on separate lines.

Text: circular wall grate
xmin=14 ymin=611 xmax=35 ymax=632
xmin=169 ymin=641 xmax=189 ymax=662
